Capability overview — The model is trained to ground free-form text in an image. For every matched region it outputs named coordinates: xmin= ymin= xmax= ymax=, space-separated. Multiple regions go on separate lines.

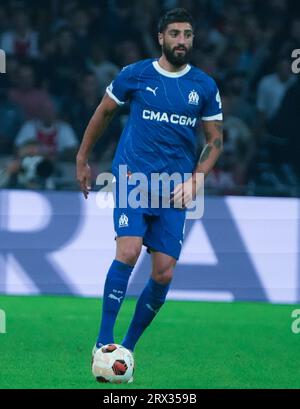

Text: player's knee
xmin=152 ymin=267 xmax=173 ymax=285
xmin=117 ymin=245 xmax=141 ymax=266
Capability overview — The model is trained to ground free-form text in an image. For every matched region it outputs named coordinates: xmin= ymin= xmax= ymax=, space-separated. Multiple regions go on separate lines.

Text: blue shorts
xmin=113 ymin=180 xmax=186 ymax=260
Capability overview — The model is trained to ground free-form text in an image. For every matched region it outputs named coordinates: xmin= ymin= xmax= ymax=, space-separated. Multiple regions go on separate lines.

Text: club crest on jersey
xmin=119 ymin=213 xmax=129 ymax=228
xmin=188 ymin=90 xmax=199 ymax=105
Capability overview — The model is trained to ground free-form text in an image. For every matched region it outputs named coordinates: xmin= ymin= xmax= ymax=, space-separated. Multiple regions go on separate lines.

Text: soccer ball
xmin=92 ymin=344 xmax=134 ymax=384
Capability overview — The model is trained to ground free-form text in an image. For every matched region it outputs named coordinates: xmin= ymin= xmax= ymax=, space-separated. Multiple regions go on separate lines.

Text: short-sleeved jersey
xmin=106 ymin=58 xmax=222 ymax=179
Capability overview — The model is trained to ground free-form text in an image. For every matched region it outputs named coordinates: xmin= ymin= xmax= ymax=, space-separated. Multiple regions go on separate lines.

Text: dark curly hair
xmin=158 ymin=8 xmax=195 ymax=33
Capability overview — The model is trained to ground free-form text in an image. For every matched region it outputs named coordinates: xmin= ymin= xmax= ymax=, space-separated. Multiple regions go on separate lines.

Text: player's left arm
xmin=195 ymin=119 xmax=223 ymax=177
xmin=172 ymin=120 xmax=223 ymax=207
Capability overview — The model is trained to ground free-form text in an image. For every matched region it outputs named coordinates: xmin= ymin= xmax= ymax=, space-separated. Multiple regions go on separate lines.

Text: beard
xmin=162 ymin=43 xmax=192 ymax=67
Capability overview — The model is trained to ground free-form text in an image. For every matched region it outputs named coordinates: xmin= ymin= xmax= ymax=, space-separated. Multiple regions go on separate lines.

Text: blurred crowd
xmin=0 ymin=0 xmax=299 ymax=196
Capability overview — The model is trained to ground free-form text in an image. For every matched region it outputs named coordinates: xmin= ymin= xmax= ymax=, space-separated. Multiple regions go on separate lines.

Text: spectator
xmin=1 ymin=9 xmax=39 ymax=58
xmin=62 ymin=72 xmax=122 ymax=162
xmin=86 ymin=43 xmax=119 ymax=95
xmin=224 ymin=72 xmax=257 ymax=128
xmin=44 ymin=28 xmax=85 ymax=97
xmin=238 ymin=14 xmax=274 ymax=78
xmin=8 ymin=63 xmax=53 ymax=119
xmin=0 ymin=5 xmax=9 ymax=35
xmin=206 ymin=94 xmax=255 ymax=193
xmin=105 ymin=0 xmax=137 ymax=42
xmin=256 ymin=59 xmax=296 ymax=123
xmin=0 ymin=86 xmax=24 ymax=154
xmin=256 ymin=58 xmax=296 ymax=167
xmin=268 ymin=78 xmax=300 ymax=180
xmin=0 ymin=140 xmax=56 ymax=190
xmin=132 ymin=0 xmax=161 ymax=58
xmin=114 ymin=39 xmax=143 ymax=66
xmin=70 ymin=8 xmax=92 ymax=57
xmin=280 ymin=18 xmax=300 ymax=56
xmin=62 ymin=72 xmax=101 ymax=139
xmin=15 ymin=100 xmax=78 ymax=161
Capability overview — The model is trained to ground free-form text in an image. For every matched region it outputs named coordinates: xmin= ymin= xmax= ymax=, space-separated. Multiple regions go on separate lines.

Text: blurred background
xmin=0 ymin=0 xmax=300 ymax=197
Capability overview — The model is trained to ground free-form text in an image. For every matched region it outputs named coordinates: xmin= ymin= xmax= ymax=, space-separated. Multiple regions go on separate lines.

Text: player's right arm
xmin=76 ymin=93 xmax=119 ymax=199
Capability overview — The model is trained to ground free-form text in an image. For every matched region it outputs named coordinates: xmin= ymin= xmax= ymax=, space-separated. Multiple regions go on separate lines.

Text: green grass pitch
xmin=0 ymin=294 xmax=299 ymax=389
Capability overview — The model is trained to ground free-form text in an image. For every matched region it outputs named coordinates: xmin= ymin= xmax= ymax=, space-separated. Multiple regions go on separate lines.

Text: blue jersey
xmin=106 ymin=58 xmax=222 ymax=179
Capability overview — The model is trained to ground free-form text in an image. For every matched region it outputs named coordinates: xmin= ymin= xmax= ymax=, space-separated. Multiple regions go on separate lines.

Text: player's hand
xmin=170 ymin=174 xmax=202 ymax=208
xmin=76 ymin=159 xmax=91 ymax=199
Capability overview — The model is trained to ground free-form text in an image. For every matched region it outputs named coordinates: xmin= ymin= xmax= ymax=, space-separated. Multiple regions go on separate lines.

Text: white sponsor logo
xmin=146 ymin=86 xmax=158 ymax=96
xmin=142 ymin=110 xmax=197 ymax=127
xmin=108 ymin=294 xmax=123 ymax=303
xmin=188 ymin=90 xmax=199 ymax=105
xmin=119 ymin=213 xmax=129 ymax=227
xmin=146 ymin=304 xmax=159 ymax=314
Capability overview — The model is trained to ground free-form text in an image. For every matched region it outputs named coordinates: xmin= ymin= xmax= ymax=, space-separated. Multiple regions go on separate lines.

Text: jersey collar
xmin=152 ymin=60 xmax=191 ymax=78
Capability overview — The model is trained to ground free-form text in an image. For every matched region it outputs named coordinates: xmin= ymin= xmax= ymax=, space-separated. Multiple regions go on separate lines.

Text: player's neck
xmin=158 ymin=56 xmax=188 ymax=73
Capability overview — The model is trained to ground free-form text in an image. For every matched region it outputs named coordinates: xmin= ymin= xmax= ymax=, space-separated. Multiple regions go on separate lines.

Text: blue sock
xmin=122 ymin=278 xmax=170 ymax=351
xmin=96 ymin=259 xmax=133 ymax=347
